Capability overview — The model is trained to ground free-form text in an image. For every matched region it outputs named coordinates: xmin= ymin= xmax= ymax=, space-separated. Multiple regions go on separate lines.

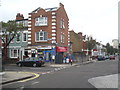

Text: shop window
xmin=24 ymin=51 xmax=28 ymax=57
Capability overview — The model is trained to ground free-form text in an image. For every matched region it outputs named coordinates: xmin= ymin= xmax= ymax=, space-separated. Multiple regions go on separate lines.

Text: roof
xmin=31 ymin=7 xmax=41 ymax=13
xmin=45 ymin=7 xmax=58 ymax=12
xmin=31 ymin=7 xmax=58 ymax=13
xmin=16 ymin=19 xmax=28 ymax=22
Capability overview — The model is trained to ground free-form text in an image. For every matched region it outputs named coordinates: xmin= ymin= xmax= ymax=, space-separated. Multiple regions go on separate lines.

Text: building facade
xmin=69 ymin=30 xmax=85 ymax=53
xmin=8 ymin=13 xmax=28 ymax=61
xmin=27 ymin=3 xmax=69 ymax=63
xmin=112 ymin=39 xmax=119 ymax=49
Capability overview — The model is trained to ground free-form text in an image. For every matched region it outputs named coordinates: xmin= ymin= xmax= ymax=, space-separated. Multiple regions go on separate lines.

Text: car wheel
xmin=18 ymin=63 xmax=22 ymax=67
xmin=39 ymin=64 xmax=41 ymax=67
xmin=33 ymin=63 xmax=37 ymax=67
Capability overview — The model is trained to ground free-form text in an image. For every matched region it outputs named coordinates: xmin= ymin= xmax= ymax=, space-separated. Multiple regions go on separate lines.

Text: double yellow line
xmin=18 ymin=72 xmax=40 ymax=82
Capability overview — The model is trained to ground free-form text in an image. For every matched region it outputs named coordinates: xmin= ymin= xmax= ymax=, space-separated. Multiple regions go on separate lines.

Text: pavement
xmin=88 ymin=74 xmax=118 ymax=88
xmin=0 ymin=60 xmax=118 ymax=89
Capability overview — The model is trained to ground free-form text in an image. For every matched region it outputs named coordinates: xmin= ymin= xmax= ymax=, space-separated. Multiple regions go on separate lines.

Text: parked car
xmin=16 ymin=57 xmax=44 ymax=67
xmin=97 ymin=56 xmax=105 ymax=61
xmin=104 ymin=56 xmax=109 ymax=59
xmin=109 ymin=55 xmax=115 ymax=60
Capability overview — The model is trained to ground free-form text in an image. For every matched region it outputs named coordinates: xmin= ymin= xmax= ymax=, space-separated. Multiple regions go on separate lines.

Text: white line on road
xmin=31 ymin=81 xmax=39 ymax=85
xmin=30 ymin=68 xmax=42 ymax=69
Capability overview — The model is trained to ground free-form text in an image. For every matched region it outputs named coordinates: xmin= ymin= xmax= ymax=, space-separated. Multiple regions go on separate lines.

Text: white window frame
xmin=60 ymin=18 xmax=65 ymax=29
xmin=35 ymin=31 xmax=47 ymax=42
xmin=35 ymin=17 xmax=48 ymax=26
xmin=10 ymin=49 xmax=19 ymax=58
xmin=60 ymin=34 xmax=65 ymax=43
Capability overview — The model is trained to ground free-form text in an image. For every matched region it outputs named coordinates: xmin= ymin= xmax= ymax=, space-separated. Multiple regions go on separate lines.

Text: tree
xmin=0 ymin=20 xmax=23 ymax=61
xmin=86 ymin=39 xmax=96 ymax=51
xmin=86 ymin=37 xmax=96 ymax=56
xmin=106 ymin=43 xmax=116 ymax=55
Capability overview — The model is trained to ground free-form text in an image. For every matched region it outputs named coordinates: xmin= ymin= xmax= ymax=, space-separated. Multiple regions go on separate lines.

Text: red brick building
xmin=69 ymin=30 xmax=86 ymax=53
xmin=27 ymin=3 xmax=69 ymax=63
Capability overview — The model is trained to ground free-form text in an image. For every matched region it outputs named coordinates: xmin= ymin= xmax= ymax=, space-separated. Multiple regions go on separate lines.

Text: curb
xmin=88 ymin=74 xmax=118 ymax=88
xmin=73 ymin=60 xmax=94 ymax=66
xmin=0 ymin=72 xmax=5 ymax=76
xmin=2 ymin=75 xmax=34 ymax=85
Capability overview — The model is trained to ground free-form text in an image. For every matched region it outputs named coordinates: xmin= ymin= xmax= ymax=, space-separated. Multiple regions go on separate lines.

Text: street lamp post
xmin=100 ymin=41 xmax=102 ymax=56
xmin=118 ymin=43 xmax=120 ymax=61
xmin=69 ymin=41 xmax=73 ymax=62
xmin=0 ymin=22 xmax=2 ymax=72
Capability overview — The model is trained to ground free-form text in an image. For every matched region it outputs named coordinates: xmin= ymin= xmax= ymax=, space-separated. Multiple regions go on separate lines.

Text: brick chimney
xmin=16 ymin=13 xmax=24 ymax=20
xmin=59 ymin=3 xmax=64 ymax=7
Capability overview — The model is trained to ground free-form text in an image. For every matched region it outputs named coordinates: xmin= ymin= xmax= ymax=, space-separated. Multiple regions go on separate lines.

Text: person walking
xmin=70 ymin=59 xmax=72 ymax=65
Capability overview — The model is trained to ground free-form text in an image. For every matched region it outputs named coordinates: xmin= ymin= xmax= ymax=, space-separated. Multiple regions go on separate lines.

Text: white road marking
xmin=30 ymin=68 xmax=42 ymax=69
xmin=32 ymin=81 xmax=39 ymax=85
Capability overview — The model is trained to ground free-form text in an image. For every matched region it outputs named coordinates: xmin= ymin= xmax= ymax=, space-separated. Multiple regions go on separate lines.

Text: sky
xmin=0 ymin=0 xmax=119 ymax=45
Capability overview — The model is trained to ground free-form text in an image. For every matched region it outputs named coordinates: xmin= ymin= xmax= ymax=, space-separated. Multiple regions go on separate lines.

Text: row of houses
xmin=2 ymin=3 xmax=106 ymax=64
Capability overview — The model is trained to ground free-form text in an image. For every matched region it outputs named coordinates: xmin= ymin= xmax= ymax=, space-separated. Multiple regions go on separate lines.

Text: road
xmin=2 ymin=59 xmax=118 ymax=89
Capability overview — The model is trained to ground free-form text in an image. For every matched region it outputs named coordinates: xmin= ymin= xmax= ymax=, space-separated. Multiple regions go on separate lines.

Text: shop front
xmin=55 ymin=46 xmax=68 ymax=64
xmin=28 ymin=46 xmax=68 ymax=63
xmin=28 ymin=45 xmax=56 ymax=62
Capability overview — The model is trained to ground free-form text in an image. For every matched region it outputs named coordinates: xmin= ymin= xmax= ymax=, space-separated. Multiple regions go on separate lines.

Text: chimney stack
xmin=16 ymin=13 xmax=24 ymax=20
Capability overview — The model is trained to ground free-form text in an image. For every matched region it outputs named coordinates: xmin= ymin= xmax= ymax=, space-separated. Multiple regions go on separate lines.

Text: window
xmin=10 ymin=39 xmax=14 ymax=43
xmin=16 ymin=34 xmax=20 ymax=43
xmin=60 ymin=18 xmax=65 ymax=29
xmin=23 ymin=33 xmax=27 ymax=42
xmin=23 ymin=20 xmax=28 ymax=27
xmin=16 ymin=21 xmax=23 ymax=27
xmin=35 ymin=31 xmax=47 ymax=41
xmin=10 ymin=49 xmax=19 ymax=58
xmin=60 ymin=34 xmax=65 ymax=43
xmin=24 ymin=50 xmax=28 ymax=57
xmin=35 ymin=17 xmax=48 ymax=26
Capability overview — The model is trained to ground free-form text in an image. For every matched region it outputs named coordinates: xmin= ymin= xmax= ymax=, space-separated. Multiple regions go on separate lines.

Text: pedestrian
xmin=52 ymin=55 xmax=55 ymax=62
xmin=70 ymin=59 xmax=72 ymax=65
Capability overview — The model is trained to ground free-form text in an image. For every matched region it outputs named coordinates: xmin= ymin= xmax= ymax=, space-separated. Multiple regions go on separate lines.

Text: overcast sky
xmin=0 ymin=0 xmax=119 ymax=45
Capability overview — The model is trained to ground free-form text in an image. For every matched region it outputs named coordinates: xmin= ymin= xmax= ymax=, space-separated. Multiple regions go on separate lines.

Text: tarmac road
xmin=2 ymin=59 xmax=118 ymax=89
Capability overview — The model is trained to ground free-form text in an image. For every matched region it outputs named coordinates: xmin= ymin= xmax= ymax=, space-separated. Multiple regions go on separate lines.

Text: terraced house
xmin=27 ymin=3 xmax=69 ymax=64
xmin=8 ymin=13 xmax=28 ymax=61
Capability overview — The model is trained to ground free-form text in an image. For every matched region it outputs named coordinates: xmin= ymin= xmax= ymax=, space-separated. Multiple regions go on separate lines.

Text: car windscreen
xmin=24 ymin=58 xmax=30 ymax=61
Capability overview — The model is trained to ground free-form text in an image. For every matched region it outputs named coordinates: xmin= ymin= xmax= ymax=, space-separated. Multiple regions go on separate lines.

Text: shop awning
xmin=56 ymin=46 xmax=67 ymax=52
